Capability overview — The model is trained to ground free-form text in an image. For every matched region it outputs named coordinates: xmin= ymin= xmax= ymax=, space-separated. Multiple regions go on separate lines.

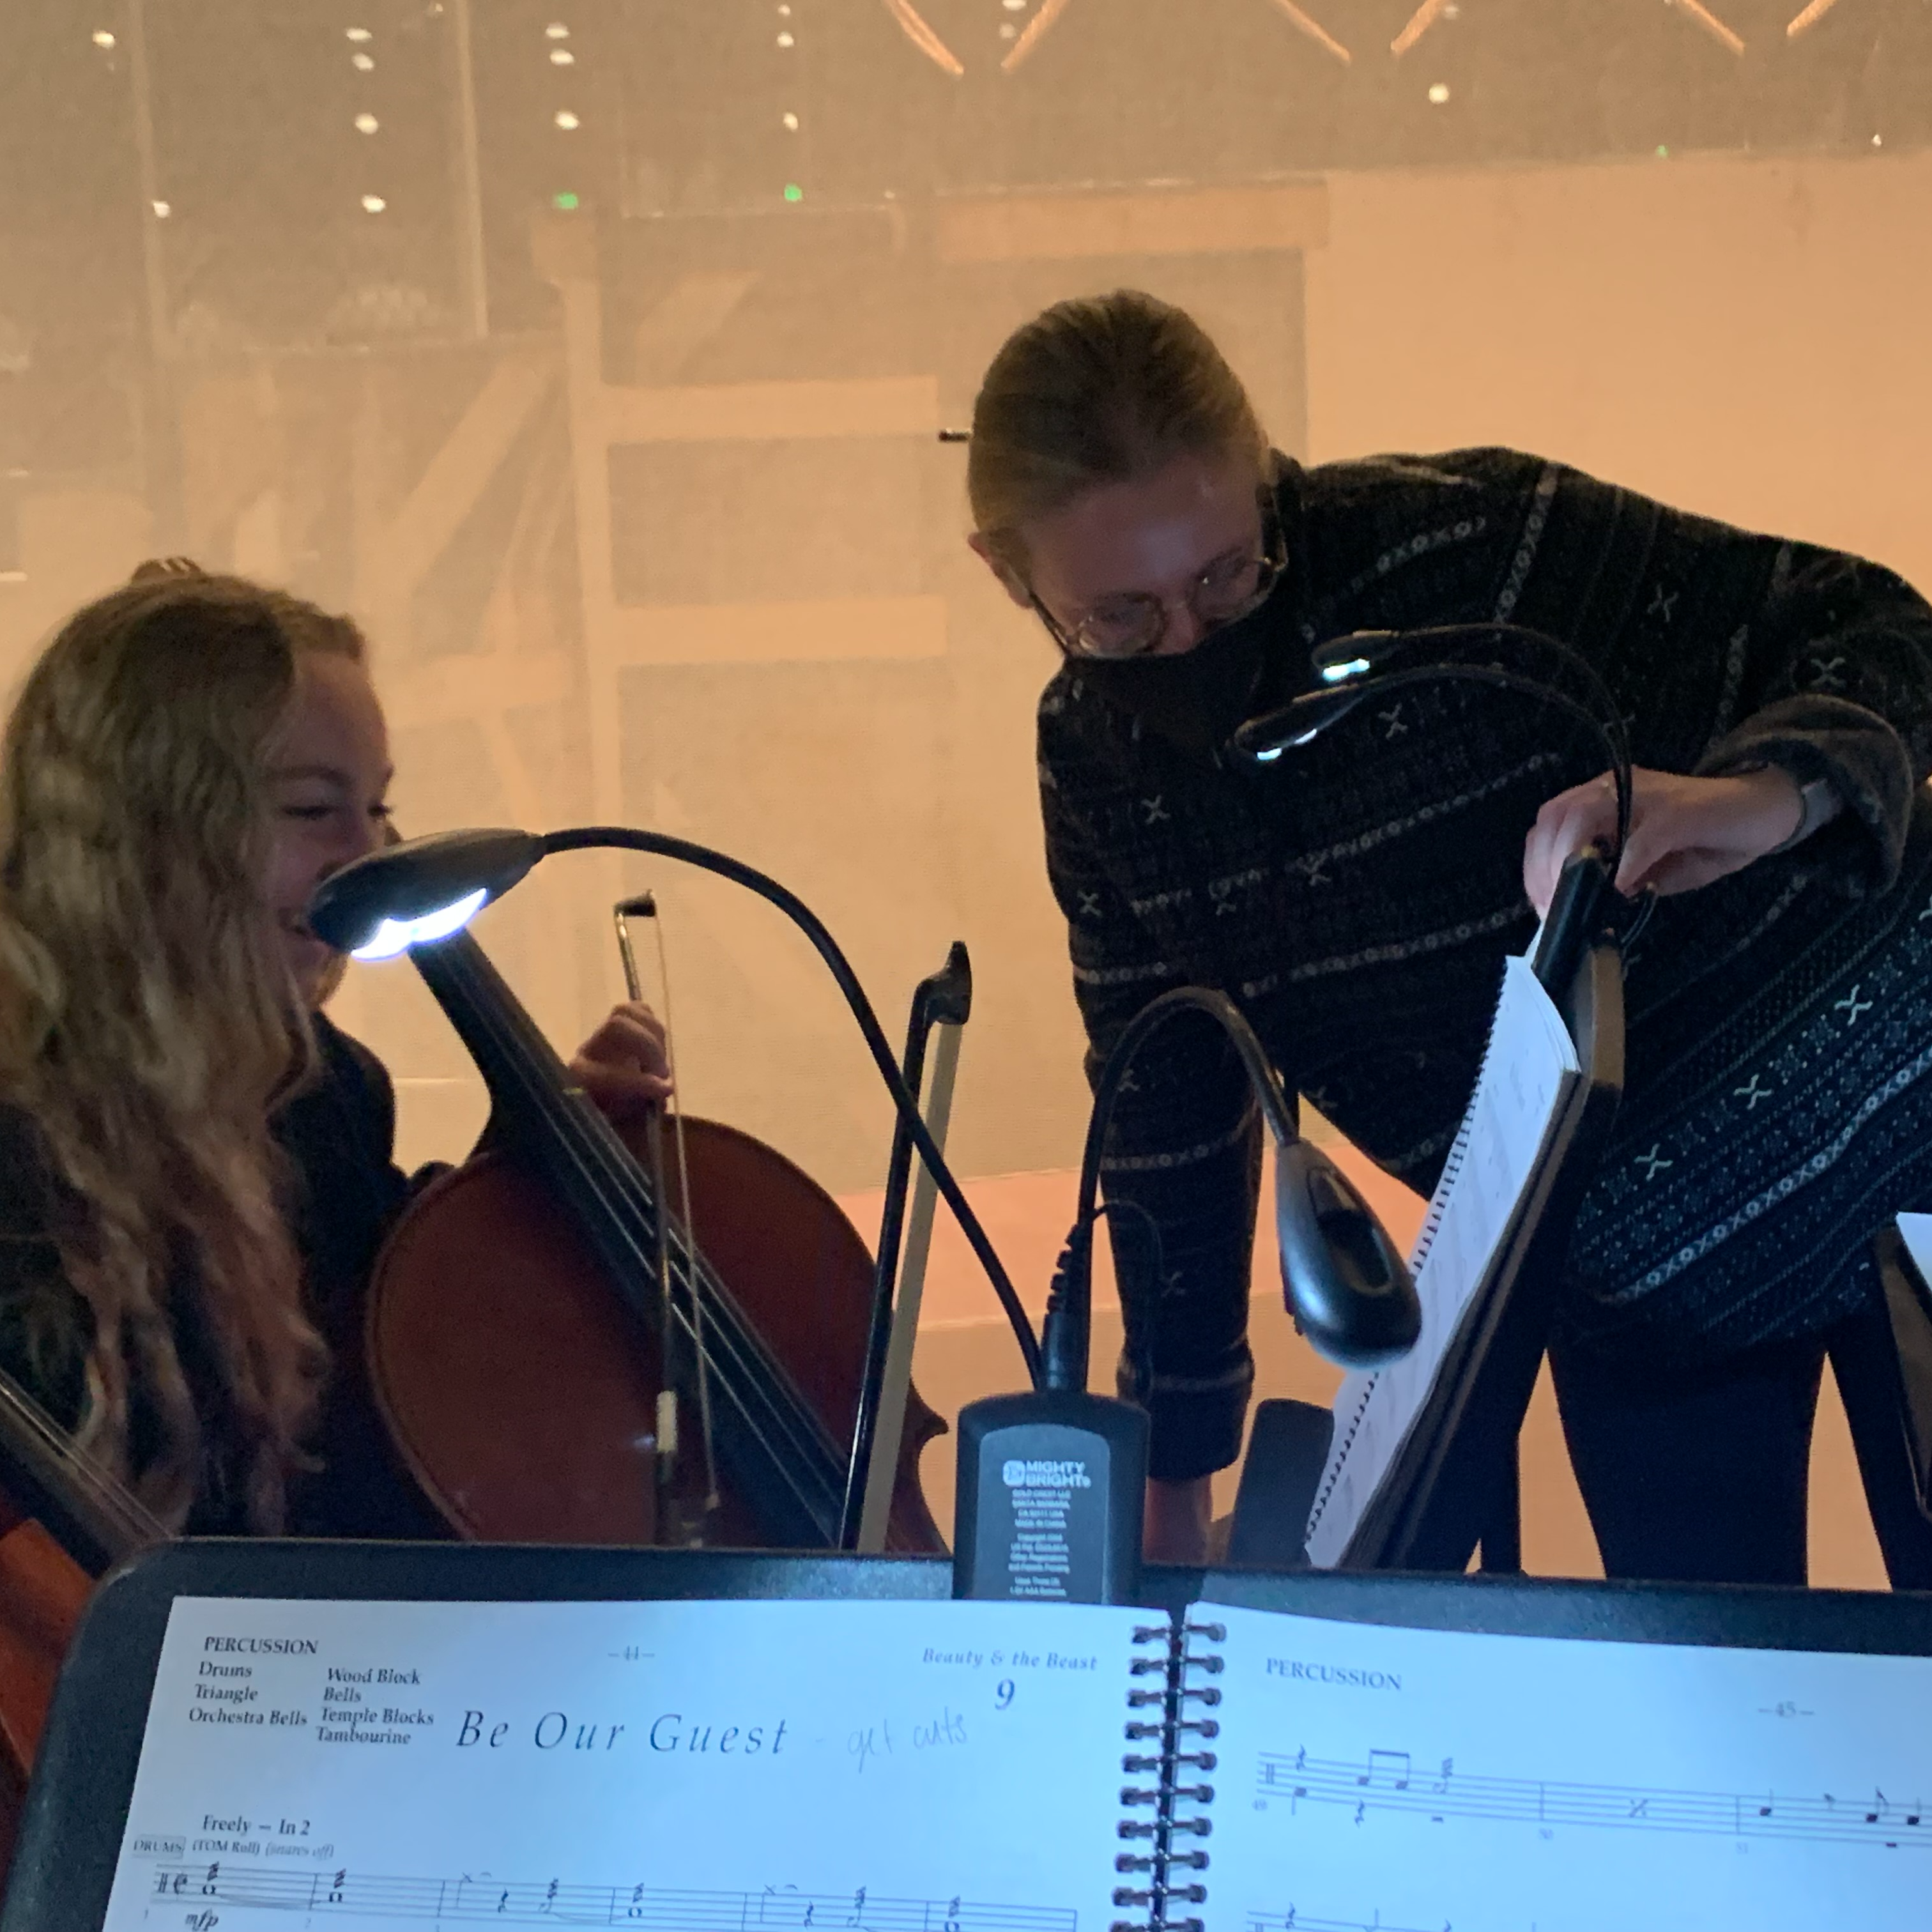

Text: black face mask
xmin=1075 ymin=607 xmax=1291 ymax=761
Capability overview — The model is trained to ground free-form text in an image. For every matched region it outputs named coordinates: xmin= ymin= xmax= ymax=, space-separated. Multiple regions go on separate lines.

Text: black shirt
xmin=0 ymin=1013 xmax=449 ymax=1538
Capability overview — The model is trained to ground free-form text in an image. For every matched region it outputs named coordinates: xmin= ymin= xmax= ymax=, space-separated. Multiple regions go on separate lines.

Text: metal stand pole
xmin=839 ymin=944 xmax=971 ymax=1550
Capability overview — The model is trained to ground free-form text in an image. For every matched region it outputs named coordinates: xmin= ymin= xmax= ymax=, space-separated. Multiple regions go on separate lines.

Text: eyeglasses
xmin=1028 ymin=494 xmax=1287 ymax=661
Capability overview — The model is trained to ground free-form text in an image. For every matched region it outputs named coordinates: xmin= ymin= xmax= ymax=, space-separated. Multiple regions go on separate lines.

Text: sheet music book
xmin=1304 ymin=954 xmax=1580 ymax=1568
xmin=96 ymin=1591 xmax=1931 ymax=1932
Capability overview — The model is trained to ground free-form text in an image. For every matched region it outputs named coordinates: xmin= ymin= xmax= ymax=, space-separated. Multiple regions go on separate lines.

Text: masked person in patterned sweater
xmin=967 ymin=289 xmax=1932 ymax=1586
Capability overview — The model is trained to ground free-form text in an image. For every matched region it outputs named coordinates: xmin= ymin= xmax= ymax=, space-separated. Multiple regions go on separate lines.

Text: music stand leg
xmin=1478 ymin=1442 xmax=1524 ymax=1574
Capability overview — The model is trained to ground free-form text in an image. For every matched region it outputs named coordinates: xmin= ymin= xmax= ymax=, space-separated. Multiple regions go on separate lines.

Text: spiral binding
xmin=1111 ymin=1618 xmax=1224 ymax=1932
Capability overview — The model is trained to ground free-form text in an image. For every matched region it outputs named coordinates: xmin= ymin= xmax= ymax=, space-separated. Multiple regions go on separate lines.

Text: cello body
xmin=361 ymin=931 xmax=947 ymax=1553
xmin=0 ymin=1506 xmax=92 ymax=1880
xmin=0 ymin=1375 xmax=167 ymax=1889
xmin=365 ymin=1117 xmax=947 ymax=1551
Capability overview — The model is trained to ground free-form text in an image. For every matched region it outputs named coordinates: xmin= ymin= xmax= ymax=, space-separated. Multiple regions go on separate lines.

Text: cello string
xmin=0 ymin=1374 xmax=137 ymax=1535
xmin=615 ymin=907 xmax=681 ymax=1499
xmin=647 ymin=908 xmax=720 ymax=1512
xmin=432 ymin=936 xmax=839 ymax=1534
xmin=0 ymin=1363 xmax=167 ymax=1554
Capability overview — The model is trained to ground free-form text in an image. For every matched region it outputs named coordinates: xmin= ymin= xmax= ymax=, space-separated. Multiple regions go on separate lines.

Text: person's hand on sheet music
xmin=1523 ymin=765 xmax=1804 ymax=918
xmin=1143 ymin=1473 xmax=1214 ymax=1564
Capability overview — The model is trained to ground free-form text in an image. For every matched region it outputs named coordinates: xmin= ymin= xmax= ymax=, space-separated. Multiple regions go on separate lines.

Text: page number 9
xmin=995 ymin=1679 xmax=1015 ymax=1711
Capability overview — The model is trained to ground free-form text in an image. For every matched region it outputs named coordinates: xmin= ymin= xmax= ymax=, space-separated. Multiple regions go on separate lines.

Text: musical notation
xmin=148 ymin=1866 xmax=1071 ymax=1932
xmin=1257 ymin=1747 xmax=1932 ymax=1850
xmin=1247 ymin=1913 xmax=1460 ymax=1932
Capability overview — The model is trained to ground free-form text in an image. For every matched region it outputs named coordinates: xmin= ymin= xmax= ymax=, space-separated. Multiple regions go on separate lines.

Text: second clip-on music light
xmin=951 ymin=988 xmax=1422 ymax=1606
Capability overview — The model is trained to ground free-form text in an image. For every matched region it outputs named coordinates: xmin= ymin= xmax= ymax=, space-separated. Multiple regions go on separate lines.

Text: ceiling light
xmin=91 ymin=29 xmax=116 ymax=48
xmin=554 ymin=109 xmax=580 ymax=129
xmin=362 ymin=194 xmax=387 ymax=213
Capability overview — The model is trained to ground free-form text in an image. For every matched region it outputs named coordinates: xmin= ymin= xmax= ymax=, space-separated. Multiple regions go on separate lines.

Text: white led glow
xmin=151 ymin=199 xmax=171 ymax=218
xmin=91 ymin=29 xmax=116 ymax=48
xmin=1321 ymin=657 xmax=1372 ymax=683
xmin=346 ymin=26 xmax=373 ymax=42
xmin=546 ymin=20 xmax=571 ymax=36
xmin=355 ymin=113 xmax=379 ymax=134
xmin=1428 ymin=82 xmax=1450 ymax=103
xmin=352 ymin=52 xmax=374 ymax=70
xmin=361 ymin=194 xmax=387 ymax=213
xmin=349 ymin=889 xmax=489 ymax=962
xmin=550 ymin=47 xmax=574 ymax=63
xmin=554 ymin=109 xmax=580 ymax=129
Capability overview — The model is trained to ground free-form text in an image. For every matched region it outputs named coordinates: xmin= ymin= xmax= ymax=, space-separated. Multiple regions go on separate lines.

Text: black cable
xmin=1094 ymin=1196 xmax=1170 ymax=1402
xmin=1241 ymin=662 xmax=1632 ymax=868
xmin=1618 ymin=885 xmax=1660 ymax=954
xmin=1045 ymin=985 xmax=1292 ymax=1393
xmin=542 ymin=827 xmax=1043 ymax=1387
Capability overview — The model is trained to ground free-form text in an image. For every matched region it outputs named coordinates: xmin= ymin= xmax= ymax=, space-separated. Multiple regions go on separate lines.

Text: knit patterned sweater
xmin=1036 ymin=448 xmax=1932 ymax=1481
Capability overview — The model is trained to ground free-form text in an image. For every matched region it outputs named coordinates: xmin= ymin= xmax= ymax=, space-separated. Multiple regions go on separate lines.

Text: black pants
xmin=1549 ymin=1291 xmax=1932 ymax=1588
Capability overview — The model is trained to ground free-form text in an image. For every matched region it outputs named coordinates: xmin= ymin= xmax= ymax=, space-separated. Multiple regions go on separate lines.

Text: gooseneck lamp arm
xmin=1233 ymin=662 xmax=1634 ymax=869
xmin=1309 ymin=621 xmax=1630 ymax=767
xmin=309 ymin=825 xmax=1043 ymax=1388
xmin=1043 ymin=986 xmax=1421 ymax=1397
xmin=1285 ymin=621 xmax=1637 ymax=866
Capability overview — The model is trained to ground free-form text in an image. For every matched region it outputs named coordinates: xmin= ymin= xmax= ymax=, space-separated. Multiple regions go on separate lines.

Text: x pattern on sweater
xmin=1037 ymin=447 xmax=1932 ymax=1478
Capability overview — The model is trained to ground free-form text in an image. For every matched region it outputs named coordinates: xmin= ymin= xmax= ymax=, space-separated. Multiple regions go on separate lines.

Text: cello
xmin=357 ymin=926 xmax=950 ymax=1552
xmin=0 ymin=1368 xmax=167 ymax=1880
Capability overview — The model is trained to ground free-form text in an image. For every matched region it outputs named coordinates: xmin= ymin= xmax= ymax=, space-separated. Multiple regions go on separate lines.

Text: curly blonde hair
xmin=0 ymin=563 xmax=368 ymax=1531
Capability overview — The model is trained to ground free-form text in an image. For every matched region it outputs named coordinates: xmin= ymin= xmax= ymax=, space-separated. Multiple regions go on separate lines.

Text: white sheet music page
xmin=100 ymin=1595 xmax=1147 ymax=1931
xmin=1304 ymin=955 xmax=1577 ymax=1567
xmin=1199 ymin=1600 xmax=1932 ymax=1932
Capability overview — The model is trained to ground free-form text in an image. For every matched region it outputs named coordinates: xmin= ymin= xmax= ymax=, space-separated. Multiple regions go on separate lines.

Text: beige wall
xmin=9 ymin=151 xmax=1929 ymax=1200
xmin=1305 ymin=151 xmax=1932 ymax=589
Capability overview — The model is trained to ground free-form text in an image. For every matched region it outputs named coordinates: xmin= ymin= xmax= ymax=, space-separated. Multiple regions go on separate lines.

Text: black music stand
xmin=1827 ymin=1222 xmax=1932 ymax=1591
xmin=12 ymin=1535 xmax=1932 ymax=1932
xmin=1227 ymin=935 xmax=1625 ymax=1575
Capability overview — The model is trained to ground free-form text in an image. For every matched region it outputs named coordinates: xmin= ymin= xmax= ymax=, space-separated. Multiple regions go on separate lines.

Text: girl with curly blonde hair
xmin=0 ymin=562 xmax=667 ymax=1536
